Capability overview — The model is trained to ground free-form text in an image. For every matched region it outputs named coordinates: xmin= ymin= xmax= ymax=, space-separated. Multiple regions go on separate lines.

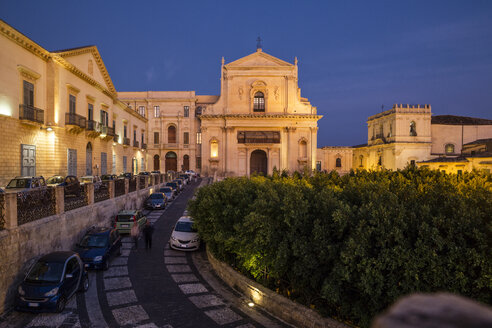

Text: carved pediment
xmin=225 ymin=51 xmax=293 ymax=68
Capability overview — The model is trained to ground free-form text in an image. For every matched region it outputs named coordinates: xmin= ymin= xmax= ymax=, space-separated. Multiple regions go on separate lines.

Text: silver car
xmin=169 ymin=216 xmax=200 ymax=251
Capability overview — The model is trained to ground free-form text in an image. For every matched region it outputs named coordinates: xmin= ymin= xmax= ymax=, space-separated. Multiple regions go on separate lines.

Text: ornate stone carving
xmin=238 ymin=87 xmax=243 ymax=100
xmin=88 ymin=59 xmax=93 ymax=75
xmin=274 ymin=86 xmax=279 ymax=101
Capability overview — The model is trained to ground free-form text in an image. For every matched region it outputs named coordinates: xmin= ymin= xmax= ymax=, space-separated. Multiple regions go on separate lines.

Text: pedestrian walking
xmin=131 ymin=223 xmax=139 ymax=249
xmin=142 ymin=221 xmax=154 ymax=249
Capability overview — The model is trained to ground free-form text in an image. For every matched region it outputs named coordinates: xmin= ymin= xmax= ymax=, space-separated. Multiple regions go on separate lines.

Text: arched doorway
xmin=86 ymin=142 xmax=92 ymax=175
xmin=165 ymin=152 xmax=177 ymax=172
xmin=183 ymin=155 xmax=189 ymax=171
xmin=250 ymin=150 xmax=267 ymax=175
xmin=153 ymin=154 xmax=160 ymax=171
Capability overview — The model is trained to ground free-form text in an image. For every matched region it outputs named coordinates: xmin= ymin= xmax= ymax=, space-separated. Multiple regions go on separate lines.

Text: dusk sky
xmin=2 ymin=0 xmax=491 ymax=146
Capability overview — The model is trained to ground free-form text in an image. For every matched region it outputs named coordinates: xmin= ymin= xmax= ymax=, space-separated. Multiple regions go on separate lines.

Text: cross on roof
xmin=256 ymin=36 xmax=262 ymax=50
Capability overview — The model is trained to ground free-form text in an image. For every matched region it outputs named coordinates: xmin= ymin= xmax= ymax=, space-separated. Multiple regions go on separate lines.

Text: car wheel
xmin=56 ymin=296 xmax=66 ymax=313
xmin=103 ymin=260 xmax=109 ymax=271
xmin=79 ymin=274 xmax=89 ymax=292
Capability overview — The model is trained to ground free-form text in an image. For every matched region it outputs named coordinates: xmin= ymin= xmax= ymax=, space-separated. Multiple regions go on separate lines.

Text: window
xmin=123 ymin=156 xmax=127 ymax=172
xmin=299 ymin=140 xmax=307 ymax=158
xmin=138 ymin=106 xmax=145 ymax=117
xmin=124 ymin=125 xmax=127 ymax=138
xmin=154 ymin=106 xmax=160 ymax=118
xmin=410 ymin=160 xmax=416 ymax=167
xmin=154 ymin=132 xmax=159 ymax=144
xmin=23 ymin=81 xmax=34 ymax=106
xmin=141 ymin=158 xmax=145 ymax=171
xmin=113 ymin=120 xmax=116 ymax=130
xmin=184 ymin=106 xmax=189 ymax=117
xmin=336 ymin=158 xmax=342 ymax=168
xmin=359 ymin=155 xmax=363 ymax=167
xmin=196 ymin=132 xmax=202 ymax=144
xmin=253 ymin=92 xmax=265 ymax=112
xmin=112 ymin=154 xmax=116 ymax=174
xmin=100 ymin=110 xmax=108 ymax=126
xmin=210 ymin=140 xmax=218 ymax=158
xmin=168 ymin=126 xmax=176 ymax=143
xmin=69 ymin=95 xmax=76 ymax=113
xmin=378 ymin=155 xmax=382 ymax=166
xmin=316 ymin=161 xmax=321 ymax=171
xmin=133 ymin=129 xmax=137 ymax=142
xmin=196 ymin=157 xmax=201 ymax=169
xmin=184 ymin=132 xmax=189 ymax=145
xmin=445 ymin=144 xmax=455 ymax=154
xmin=67 ymin=149 xmax=77 ymax=176
xmin=87 ymin=104 xmax=93 ymax=121
xmin=195 ymin=106 xmax=202 ymax=117
xmin=141 ymin=132 xmax=144 ymax=146
xmin=410 ymin=121 xmax=417 ymax=136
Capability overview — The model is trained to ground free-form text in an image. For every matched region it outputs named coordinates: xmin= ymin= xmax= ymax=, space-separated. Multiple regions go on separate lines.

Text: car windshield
xmin=149 ymin=193 xmax=164 ymax=199
xmin=6 ymin=178 xmax=31 ymax=189
xmin=166 ymin=183 xmax=177 ymax=188
xmin=47 ymin=176 xmax=64 ymax=184
xmin=26 ymin=261 xmax=64 ymax=283
xmin=80 ymin=177 xmax=93 ymax=183
xmin=160 ymin=188 xmax=172 ymax=193
xmin=117 ymin=214 xmax=134 ymax=222
xmin=79 ymin=234 xmax=108 ymax=248
xmin=101 ymin=175 xmax=112 ymax=180
xmin=175 ymin=221 xmax=197 ymax=233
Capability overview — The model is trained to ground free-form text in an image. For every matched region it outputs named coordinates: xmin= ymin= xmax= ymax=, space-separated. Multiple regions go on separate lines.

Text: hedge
xmin=188 ymin=168 xmax=492 ymax=327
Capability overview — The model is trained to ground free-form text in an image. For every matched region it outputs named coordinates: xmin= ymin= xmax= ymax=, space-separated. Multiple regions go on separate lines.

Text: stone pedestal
xmin=4 ymin=193 xmax=17 ymax=229
xmin=55 ymin=186 xmax=65 ymax=215
xmin=86 ymin=183 xmax=94 ymax=205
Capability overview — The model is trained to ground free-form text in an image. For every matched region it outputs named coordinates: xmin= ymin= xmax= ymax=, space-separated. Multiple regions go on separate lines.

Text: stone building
xmin=316 ymin=147 xmax=353 ymax=174
xmin=0 ymin=20 xmax=147 ymax=186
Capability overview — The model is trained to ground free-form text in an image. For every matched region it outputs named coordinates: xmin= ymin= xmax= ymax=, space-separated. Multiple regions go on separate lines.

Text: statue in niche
xmin=274 ymin=86 xmax=279 ymax=101
xmin=238 ymin=87 xmax=243 ymax=100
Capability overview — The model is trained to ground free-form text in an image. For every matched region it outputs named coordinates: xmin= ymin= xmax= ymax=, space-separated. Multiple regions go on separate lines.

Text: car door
xmin=63 ymin=257 xmax=81 ymax=296
xmin=137 ymin=211 xmax=146 ymax=227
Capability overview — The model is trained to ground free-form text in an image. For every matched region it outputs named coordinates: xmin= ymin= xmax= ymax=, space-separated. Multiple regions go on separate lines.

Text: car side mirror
xmin=65 ymin=273 xmax=73 ymax=279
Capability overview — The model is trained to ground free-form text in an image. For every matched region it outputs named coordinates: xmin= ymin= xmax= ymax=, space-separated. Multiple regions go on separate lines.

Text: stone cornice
xmin=116 ymin=100 xmax=148 ymax=123
xmin=200 ymin=114 xmax=322 ymax=120
xmin=0 ymin=20 xmax=50 ymax=61
xmin=119 ymin=97 xmax=197 ymax=103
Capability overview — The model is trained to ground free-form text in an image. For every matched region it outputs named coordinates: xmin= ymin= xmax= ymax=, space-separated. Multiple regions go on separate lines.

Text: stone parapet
xmin=206 ymin=249 xmax=349 ymax=328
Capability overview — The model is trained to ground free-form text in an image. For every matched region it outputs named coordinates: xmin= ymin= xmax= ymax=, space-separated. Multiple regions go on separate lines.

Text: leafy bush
xmin=188 ymin=168 xmax=492 ymax=327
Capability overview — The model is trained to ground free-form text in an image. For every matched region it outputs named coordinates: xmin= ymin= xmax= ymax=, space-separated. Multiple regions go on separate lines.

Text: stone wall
xmin=207 ymin=249 xmax=349 ymax=328
xmin=0 ymin=184 xmax=158 ymax=314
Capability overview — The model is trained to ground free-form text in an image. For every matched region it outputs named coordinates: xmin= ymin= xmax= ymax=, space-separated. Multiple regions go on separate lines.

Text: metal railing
xmin=129 ymin=177 xmax=137 ymax=192
xmin=17 ymin=188 xmax=56 ymax=226
xmin=114 ymin=179 xmax=125 ymax=197
xmin=19 ymin=104 xmax=44 ymax=124
xmin=0 ymin=193 xmax=5 ymax=230
xmin=94 ymin=182 xmax=110 ymax=202
xmin=138 ymin=176 xmax=146 ymax=189
xmin=100 ymin=125 xmax=115 ymax=136
xmin=113 ymin=134 xmax=119 ymax=143
xmin=142 ymin=143 xmax=147 ymax=150
xmin=65 ymin=112 xmax=86 ymax=129
xmin=123 ymin=138 xmax=130 ymax=146
xmin=64 ymin=184 xmax=88 ymax=212
xmin=133 ymin=140 xmax=140 ymax=148
xmin=86 ymin=120 xmax=99 ymax=131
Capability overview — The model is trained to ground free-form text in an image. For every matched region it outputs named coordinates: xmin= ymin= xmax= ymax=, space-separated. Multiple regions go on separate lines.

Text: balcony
xmin=65 ymin=112 xmax=86 ymax=133
xmin=86 ymin=120 xmax=100 ymax=137
xmin=113 ymin=134 xmax=119 ymax=143
xmin=164 ymin=143 xmax=178 ymax=149
xmin=100 ymin=126 xmax=115 ymax=141
xmin=19 ymin=104 xmax=44 ymax=125
xmin=142 ymin=143 xmax=147 ymax=150
xmin=123 ymin=138 xmax=130 ymax=146
xmin=133 ymin=140 xmax=140 ymax=148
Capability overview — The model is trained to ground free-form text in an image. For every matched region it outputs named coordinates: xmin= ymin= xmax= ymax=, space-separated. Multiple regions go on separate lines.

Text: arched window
xmin=168 ymin=125 xmax=176 ymax=143
xmin=299 ymin=140 xmax=307 ymax=158
xmin=410 ymin=121 xmax=417 ymax=136
xmin=153 ymin=154 xmax=160 ymax=171
xmin=210 ymin=140 xmax=219 ymax=158
xmin=445 ymin=144 xmax=455 ymax=154
xmin=253 ymin=92 xmax=265 ymax=112
xmin=336 ymin=158 xmax=342 ymax=168
xmin=359 ymin=155 xmax=363 ymax=167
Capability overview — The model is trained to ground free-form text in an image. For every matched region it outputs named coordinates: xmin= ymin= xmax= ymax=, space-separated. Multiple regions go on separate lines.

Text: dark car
xmin=144 ymin=192 xmax=167 ymax=210
xmin=159 ymin=187 xmax=175 ymax=201
xmin=138 ymin=171 xmax=150 ymax=176
xmin=101 ymin=174 xmax=118 ymax=181
xmin=4 ymin=176 xmax=46 ymax=193
xmin=119 ymin=172 xmax=133 ymax=179
xmin=46 ymin=175 xmax=81 ymax=197
xmin=165 ymin=182 xmax=179 ymax=194
xmin=151 ymin=170 xmax=161 ymax=174
xmin=16 ymin=251 xmax=89 ymax=313
xmin=173 ymin=179 xmax=184 ymax=191
xmin=74 ymin=227 xmax=122 ymax=270
xmin=179 ymin=174 xmax=191 ymax=183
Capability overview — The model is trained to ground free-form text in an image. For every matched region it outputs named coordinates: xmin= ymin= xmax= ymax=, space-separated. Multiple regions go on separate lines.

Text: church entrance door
xmin=165 ymin=152 xmax=177 ymax=172
xmin=250 ymin=150 xmax=267 ymax=175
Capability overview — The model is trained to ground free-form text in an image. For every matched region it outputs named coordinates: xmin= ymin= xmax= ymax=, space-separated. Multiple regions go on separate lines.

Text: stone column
xmin=55 ymin=186 xmax=65 ymax=215
xmin=108 ymin=181 xmax=115 ymax=199
xmin=124 ymin=179 xmax=129 ymax=194
xmin=4 ymin=193 xmax=17 ymax=229
xmin=86 ymin=183 xmax=94 ymax=205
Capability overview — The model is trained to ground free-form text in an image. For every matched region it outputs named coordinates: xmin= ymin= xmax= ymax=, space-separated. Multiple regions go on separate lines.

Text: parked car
xmin=4 ymin=176 xmax=46 ymax=193
xmin=165 ymin=182 xmax=180 ymax=194
xmin=138 ymin=171 xmax=150 ymax=176
xmin=185 ymin=170 xmax=197 ymax=178
xmin=144 ymin=192 xmax=167 ymax=210
xmin=179 ymin=174 xmax=191 ymax=183
xmin=118 ymin=172 xmax=133 ymax=179
xmin=46 ymin=175 xmax=81 ymax=197
xmin=79 ymin=175 xmax=104 ymax=191
xmin=169 ymin=216 xmax=200 ymax=251
xmin=159 ymin=187 xmax=175 ymax=201
xmin=151 ymin=170 xmax=161 ymax=174
xmin=74 ymin=227 xmax=122 ymax=270
xmin=114 ymin=210 xmax=147 ymax=234
xmin=101 ymin=174 xmax=118 ymax=181
xmin=15 ymin=251 xmax=89 ymax=313
xmin=173 ymin=179 xmax=184 ymax=191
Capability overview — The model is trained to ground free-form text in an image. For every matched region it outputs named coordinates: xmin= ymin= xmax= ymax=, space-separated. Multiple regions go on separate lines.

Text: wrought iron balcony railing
xmin=142 ymin=143 xmax=147 ymax=150
xmin=123 ymin=138 xmax=130 ymax=146
xmin=100 ymin=125 xmax=115 ymax=136
xmin=86 ymin=120 xmax=99 ymax=131
xmin=19 ymin=104 xmax=44 ymax=124
xmin=113 ymin=134 xmax=119 ymax=143
xmin=133 ymin=140 xmax=140 ymax=148
xmin=65 ymin=112 xmax=86 ymax=129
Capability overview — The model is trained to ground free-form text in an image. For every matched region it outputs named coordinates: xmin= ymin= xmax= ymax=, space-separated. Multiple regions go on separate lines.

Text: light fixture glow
xmin=248 ymin=302 xmax=255 ymax=307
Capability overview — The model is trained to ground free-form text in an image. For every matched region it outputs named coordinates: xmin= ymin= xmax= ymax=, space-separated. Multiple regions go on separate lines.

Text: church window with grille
xmin=253 ymin=92 xmax=265 ymax=112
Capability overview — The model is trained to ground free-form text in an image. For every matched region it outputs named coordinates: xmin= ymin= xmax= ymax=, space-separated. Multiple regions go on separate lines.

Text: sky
xmin=1 ymin=0 xmax=491 ymax=146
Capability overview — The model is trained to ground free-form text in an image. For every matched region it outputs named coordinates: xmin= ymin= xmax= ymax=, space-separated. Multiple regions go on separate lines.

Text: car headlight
xmin=94 ymin=256 xmax=103 ymax=262
xmin=171 ymin=235 xmax=177 ymax=241
xmin=18 ymin=286 xmax=25 ymax=296
xmin=44 ymin=287 xmax=59 ymax=297
xmin=191 ymin=237 xmax=200 ymax=243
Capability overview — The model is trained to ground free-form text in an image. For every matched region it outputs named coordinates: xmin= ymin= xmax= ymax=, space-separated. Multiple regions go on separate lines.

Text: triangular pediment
xmin=226 ymin=50 xmax=294 ymax=68
xmin=52 ymin=46 xmax=116 ymax=94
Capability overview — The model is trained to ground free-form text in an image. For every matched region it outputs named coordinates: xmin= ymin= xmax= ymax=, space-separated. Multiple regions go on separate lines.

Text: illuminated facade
xmin=0 ymin=20 xmax=147 ymax=186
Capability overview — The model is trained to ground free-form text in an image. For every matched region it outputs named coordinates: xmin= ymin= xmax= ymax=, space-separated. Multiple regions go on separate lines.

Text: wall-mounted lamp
xmin=40 ymin=124 xmax=53 ymax=132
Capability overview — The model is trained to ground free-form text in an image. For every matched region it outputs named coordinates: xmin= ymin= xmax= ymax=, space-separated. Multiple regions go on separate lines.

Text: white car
xmin=169 ymin=216 xmax=200 ymax=251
